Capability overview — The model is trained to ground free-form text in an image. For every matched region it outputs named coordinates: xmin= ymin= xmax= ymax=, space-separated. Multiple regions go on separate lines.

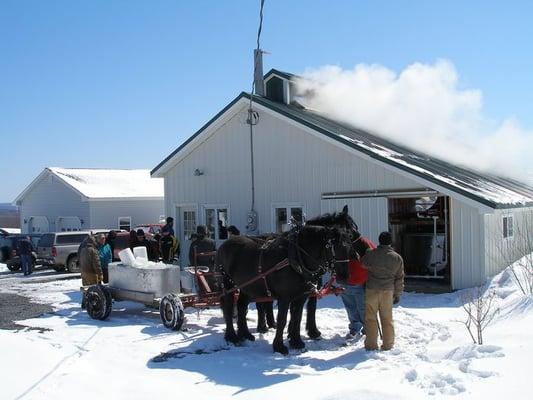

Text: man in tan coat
xmin=80 ymin=236 xmax=103 ymax=286
xmin=361 ymin=231 xmax=404 ymax=351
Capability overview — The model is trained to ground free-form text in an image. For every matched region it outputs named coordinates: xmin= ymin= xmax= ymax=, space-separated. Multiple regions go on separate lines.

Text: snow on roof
xmin=49 ymin=168 xmax=163 ymax=199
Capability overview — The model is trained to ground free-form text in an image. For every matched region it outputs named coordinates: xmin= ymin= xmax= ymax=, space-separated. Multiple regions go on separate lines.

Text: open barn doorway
xmin=388 ymin=195 xmax=451 ymax=292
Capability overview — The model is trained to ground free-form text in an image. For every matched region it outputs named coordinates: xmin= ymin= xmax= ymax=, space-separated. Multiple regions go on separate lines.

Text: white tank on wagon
xmin=108 ymin=262 xmax=181 ymax=298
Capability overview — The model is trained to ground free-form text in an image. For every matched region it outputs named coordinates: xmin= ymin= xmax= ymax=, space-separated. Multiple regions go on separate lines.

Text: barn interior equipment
xmin=389 ymin=195 xmax=450 ymax=282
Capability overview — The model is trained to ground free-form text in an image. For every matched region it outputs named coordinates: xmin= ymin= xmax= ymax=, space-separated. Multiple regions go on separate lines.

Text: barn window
xmin=273 ymin=205 xmax=304 ymax=233
xmin=503 ymin=215 xmax=514 ymax=239
xmin=118 ymin=216 xmax=131 ymax=231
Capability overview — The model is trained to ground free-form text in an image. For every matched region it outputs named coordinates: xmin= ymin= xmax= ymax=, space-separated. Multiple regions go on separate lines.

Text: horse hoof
xmin=267 ymin=321 xmax=277 ymax=329
xmin=238 ymin=332 xmax=255 ymax=342
xmin=307 ymin=329 xmax=322 ymax=340
xmin=257 ymin=325 xmax=268 ymax=334
xmin=289 ymin=339 xmax=305 ymax=350
xmin=225 ymin=333 xmax=239 ymax=344
xmin=273 ymin=343 xmax=289 ymax=355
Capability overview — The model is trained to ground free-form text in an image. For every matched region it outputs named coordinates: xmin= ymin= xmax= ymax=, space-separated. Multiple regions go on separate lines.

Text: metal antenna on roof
xmin=246 ymin=0 xmax=265 ymax=234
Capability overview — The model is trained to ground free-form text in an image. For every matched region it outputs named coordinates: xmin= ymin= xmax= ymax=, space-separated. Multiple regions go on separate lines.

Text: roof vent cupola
xmin=264 ymin=69 xmax=296 ymax=105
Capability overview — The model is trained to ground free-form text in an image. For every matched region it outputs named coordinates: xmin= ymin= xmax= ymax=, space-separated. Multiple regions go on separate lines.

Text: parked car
xmin=38 ymin=231 xmax=92 ymax=272
xmin=0 ymin=234 xmax=42 ymax=272
xmin=133 ymin=224 xmax=163 ymax=235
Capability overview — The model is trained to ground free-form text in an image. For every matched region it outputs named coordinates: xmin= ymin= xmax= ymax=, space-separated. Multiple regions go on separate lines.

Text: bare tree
xmin=459 ymin=287 xmax=499 ymax=345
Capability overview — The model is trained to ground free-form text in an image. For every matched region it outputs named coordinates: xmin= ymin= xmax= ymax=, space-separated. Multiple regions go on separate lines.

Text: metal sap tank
xmin=402 ymin=233 xmax=446 ymax=271
xmin=108 ymin=262 xmax=181 ymax=298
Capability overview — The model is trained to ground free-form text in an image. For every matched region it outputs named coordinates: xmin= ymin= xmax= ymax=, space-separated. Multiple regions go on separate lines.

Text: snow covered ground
xmin=1 ymin=258 xmax=531 ymax=400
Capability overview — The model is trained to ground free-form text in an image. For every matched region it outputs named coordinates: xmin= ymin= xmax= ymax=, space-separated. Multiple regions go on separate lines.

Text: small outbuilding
xmin=152 ymin=69 xmax=533 ymax=290
xmin=15 ymin=168 xmax=164 ymax=233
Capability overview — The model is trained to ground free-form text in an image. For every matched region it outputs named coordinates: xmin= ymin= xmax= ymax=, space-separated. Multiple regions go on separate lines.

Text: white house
xmin=152 ymin=69 xmax=533 ymax=290
xmin=15 ymin=168 xmax=164 ymax=233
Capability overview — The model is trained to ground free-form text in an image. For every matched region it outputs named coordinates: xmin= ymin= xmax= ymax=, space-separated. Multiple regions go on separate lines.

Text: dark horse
xmin=302 ymin=205 xmax=359 ymax=337
xmin=255 ymin=205 xmax=359 ymax=338
xmin=217 ymin=223 xmax=353 ymax=354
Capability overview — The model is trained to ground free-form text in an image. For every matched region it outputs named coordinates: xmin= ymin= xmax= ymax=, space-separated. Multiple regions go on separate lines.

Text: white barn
xmin=152 ymin=69 xmax=533 ymax=290
xmin=15 ymin=168 xmax=164 ymax=233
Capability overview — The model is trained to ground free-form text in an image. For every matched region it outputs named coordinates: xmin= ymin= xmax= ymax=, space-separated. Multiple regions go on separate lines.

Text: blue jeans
xmin=339 ymin=283 xmax=365 ymax=334
xmin=21 ymin=254 xmax=33 ymax=275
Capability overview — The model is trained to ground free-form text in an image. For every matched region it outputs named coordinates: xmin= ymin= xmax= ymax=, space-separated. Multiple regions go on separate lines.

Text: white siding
xmin=450 ymin=199 xmax=485 ymax=289
xmin=163 ymin=105 xmax=423 ymax=234
xmin=19 ymin=173 xmax=89 ymax=233
xmin=321 ymin=198 xmax=388 ymax=244
xmin=89 ymin=199 xmax=164 ymax=230
xmin=484 ymin=207 xmax=533 ymax=278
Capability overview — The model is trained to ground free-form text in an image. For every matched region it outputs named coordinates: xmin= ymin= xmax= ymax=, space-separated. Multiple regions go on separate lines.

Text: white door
xmin=28 ymin=216 xmax=49 ymax=233
xmin=176 ymin=206 xmax=197 ymax=267
xmin=320 ymin=198 xmax=389 ymax=244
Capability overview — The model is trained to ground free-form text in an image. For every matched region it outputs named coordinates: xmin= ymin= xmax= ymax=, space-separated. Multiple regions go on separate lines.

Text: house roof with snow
xmin=152 ymin=69 xmax=533 ymax=210
xmin=16 ymin=168 xmax=164 ymax=203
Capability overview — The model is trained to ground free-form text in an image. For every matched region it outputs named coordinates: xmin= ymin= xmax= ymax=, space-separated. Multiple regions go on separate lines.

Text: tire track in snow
xmin=15 ymin=327 xmax=101 ymax=400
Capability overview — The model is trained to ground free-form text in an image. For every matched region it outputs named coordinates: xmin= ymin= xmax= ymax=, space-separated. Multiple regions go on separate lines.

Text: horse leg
xmin=265 ymin=301 xmax=277 ymax=329
xmin=221 ymin=293 xmax=239 ymax=344
xmin=305 ymin=296 xmax=322 ymax=339
xmin=237 ymin=292 xmax=254 ymax=341
xmin=256 ymin=302 xmax=268 ymax=333
xmin=306 ymin=278 xmax=323 ymax=339
xmin=288 ymin=297 xmax=307 ymax=349
xmin=273 ymin=299 xmax=290 ymax=355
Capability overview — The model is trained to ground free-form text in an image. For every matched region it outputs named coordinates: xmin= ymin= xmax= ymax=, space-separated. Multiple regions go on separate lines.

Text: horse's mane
xmin=306 ymin=211 xmax=357 ymax=231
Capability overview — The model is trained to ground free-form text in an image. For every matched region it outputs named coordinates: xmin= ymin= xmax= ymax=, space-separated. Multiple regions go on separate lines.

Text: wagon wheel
xmin=86 ymin=285 xmax=112 ymax=320
xmin=159 ymin=293 xmax=185 ymax=331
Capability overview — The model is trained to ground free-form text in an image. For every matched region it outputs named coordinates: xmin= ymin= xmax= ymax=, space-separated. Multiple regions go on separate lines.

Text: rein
xmin=221 ymin=257 xmax=290 ymax=297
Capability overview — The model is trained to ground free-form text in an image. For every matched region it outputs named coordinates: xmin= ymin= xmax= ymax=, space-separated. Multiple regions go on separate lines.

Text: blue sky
xmin=1 ymin=0 xmax=532 ymax=202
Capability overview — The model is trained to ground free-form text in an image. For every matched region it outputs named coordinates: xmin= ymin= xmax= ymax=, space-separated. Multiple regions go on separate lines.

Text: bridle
xmin=288 ymin=227 xmax=352 ymax=279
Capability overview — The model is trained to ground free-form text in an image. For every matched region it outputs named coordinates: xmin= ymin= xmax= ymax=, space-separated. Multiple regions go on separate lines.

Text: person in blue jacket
xmin=96 ymin=233 xmax=112 ymax=283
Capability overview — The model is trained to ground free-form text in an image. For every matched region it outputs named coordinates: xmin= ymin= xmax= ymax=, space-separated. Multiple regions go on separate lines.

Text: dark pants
xmin=103 ymin=268 xmax=109 ymax=284
xmin=21 ymin=254 xmax=33 ymax=275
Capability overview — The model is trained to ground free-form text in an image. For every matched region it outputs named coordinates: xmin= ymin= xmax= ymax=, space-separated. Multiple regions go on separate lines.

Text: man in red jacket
xmin=337 ymin=231 xmax=376 ymax=339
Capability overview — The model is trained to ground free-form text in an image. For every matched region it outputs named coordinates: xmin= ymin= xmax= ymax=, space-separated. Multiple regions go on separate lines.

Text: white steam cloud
xmin=295 ymin=60 xmax=533 ymax=185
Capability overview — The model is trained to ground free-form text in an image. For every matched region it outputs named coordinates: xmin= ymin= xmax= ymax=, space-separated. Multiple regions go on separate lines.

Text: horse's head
xmin=323 ymin=226 xmax=357 ymax=274
xmin=306 ymin=205 xmax=359 ymax=241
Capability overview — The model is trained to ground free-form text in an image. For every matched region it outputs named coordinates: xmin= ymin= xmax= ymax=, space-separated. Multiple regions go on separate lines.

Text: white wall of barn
xmin=19 ymin=172 xmax=90 ymax=233
xmin=88 ymin=199 xmax=164 ymax=231
xmin=163 ymin=104 xmax=424 ymax=235
xmin=483 ymin=206 xmax=533 ymax=279
xmin=161 ymin=101 xmax=530 ymax=290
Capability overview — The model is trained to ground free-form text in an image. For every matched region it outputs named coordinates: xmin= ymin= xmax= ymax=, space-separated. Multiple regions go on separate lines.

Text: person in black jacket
xmin=188 ymin=225 xmax=216 ymax=268
xmin=18 ymin=236 xmax=34 ymax=276
xmin=188 ymin=225 xmax=218 ymax=291
xmin=135 ymin=229 xmax=157 ymax=261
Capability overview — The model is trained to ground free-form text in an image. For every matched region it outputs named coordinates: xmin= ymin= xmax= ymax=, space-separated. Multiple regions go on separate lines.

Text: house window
xmin=118 ymin=217 xmax=131 ymax=231
xmin=503 ymin=215 xmax=514 ymax=239
xmin=183 ymin=211 xmax=196 ymax=240
xmin=204 ymin=206 xmax=229 ymax=240
xmin=274 ymin=205 xmax=304 ymax=233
